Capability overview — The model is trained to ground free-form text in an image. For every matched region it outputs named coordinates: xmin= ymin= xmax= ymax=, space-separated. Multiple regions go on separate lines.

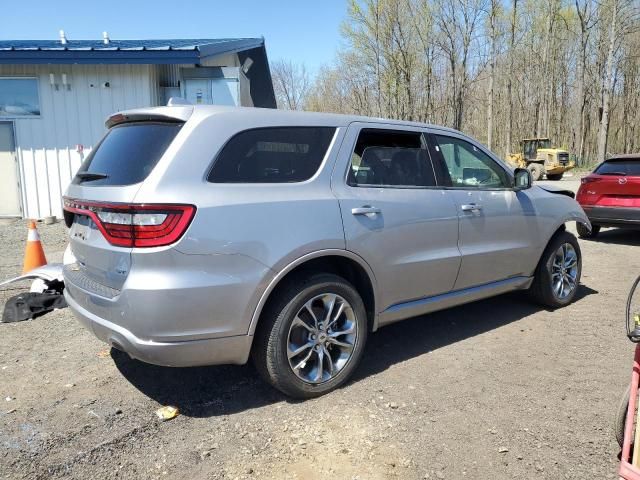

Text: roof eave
xmin=196 ymin=38 xmax=264 ymax=61
xmin=0 ymin=49 xmax=201 ymax=64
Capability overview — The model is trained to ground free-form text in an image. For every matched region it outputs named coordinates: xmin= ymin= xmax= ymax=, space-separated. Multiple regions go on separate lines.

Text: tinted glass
xmin=348 ymin=129 xmax=435 ymax=187
xmin=432 ymin=135 xmax=510 ymax=188
xmin=73 ymin=122 xmax=183 ymax=186
xmin=208 ymin=127 xmax=336 ymax=183
xmin=595 ymin=159 xmax=640 ymax=176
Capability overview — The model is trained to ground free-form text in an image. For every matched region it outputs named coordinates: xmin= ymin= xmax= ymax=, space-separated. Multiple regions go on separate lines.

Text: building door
xmin=0 ymin=122 xmax=21 ymax=217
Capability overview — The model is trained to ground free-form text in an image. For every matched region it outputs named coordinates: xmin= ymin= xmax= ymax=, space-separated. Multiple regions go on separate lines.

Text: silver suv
xmin=63 ymin=105 xmax=590 ymax=398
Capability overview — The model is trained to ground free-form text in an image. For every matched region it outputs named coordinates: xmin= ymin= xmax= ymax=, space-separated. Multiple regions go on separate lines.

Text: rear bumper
xmin=582 ymin=205 xmax=640 ymax=228
xmin=65 ymin=288 xmax=252 ymax=367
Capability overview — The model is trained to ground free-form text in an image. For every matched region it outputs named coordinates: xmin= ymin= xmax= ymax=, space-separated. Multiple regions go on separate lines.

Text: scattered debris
xmin=498 ymin=447 xmax=509 ymax=453
xmin=155 ymin=405 xmax=179 ymax=422
xmin=97 ymin=348 xmax=111 ymax=358
xmin=2 ymin=289 xmax=66 ymax=323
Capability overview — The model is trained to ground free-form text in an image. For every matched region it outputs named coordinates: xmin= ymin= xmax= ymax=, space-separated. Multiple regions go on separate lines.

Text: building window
xmin=0 ymin=78 xmax=40 ymax=117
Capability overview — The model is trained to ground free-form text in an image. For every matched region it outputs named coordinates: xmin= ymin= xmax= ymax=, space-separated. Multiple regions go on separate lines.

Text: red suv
xmin=576 ymin=154 xmax=640 ymax=238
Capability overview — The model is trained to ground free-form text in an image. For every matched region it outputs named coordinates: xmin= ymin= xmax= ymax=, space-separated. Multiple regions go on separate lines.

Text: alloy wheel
xmin=286 ymin=293 xmax=357 ymax=384
xmin=550 ymin=243 xmax=579 ymax=299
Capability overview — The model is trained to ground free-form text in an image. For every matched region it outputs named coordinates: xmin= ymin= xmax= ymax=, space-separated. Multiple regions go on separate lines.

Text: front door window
xmin=432 ymin=135 xmax=510 ymax=189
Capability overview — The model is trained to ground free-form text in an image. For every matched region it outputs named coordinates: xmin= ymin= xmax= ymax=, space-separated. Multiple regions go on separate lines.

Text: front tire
xmin=577 ymin=222 xmax=600 ymax=239
xmin=252 ymin=273 xmax=368 ymax=399
xmin=527 ymin=163 xmax=544 ymax=181
xmin=529 ymin=231 xmax=582 ymax=308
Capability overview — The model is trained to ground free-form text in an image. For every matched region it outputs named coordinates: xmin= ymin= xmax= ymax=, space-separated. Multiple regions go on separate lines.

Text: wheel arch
xmin=248 ymin=250 xmax=379 ymax=337
xmin=535 ymin=215 xmax=586 ymax=269
xmin=556 ymin=210 xmax=592 ymax=234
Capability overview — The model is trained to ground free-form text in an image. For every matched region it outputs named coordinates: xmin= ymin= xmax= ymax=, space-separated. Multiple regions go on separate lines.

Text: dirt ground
xmin=1 ymin=179 xmax=639 ymax=480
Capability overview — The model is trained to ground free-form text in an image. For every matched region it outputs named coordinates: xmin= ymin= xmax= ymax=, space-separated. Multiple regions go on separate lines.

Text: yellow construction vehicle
xmin=506 ymin=138 xmax=574 ymax=181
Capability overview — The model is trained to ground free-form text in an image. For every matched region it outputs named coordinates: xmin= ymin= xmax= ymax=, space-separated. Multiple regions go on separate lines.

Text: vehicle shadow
xmin=353 ymin=285 xmax=597 ymax=383
xmin=112 ymin=285 xmax=598 ymax=418
xmin=584 ymin=228 xmax=640 ymax=246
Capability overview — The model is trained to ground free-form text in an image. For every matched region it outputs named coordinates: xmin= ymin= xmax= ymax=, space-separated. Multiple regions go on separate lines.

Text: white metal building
xmin=0 ymin=34 xmax=275 ymax=219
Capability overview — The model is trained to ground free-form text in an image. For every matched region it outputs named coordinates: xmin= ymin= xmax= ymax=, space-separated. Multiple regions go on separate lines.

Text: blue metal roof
xmin=0 ymin=36 xmax=276 ymax=108
xmin=0 ymin=38 xmax=265 ymax=64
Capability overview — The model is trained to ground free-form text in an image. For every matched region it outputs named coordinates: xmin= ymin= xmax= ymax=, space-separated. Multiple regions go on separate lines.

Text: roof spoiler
xmin=106 ymin=105 xmax=193 ymax=128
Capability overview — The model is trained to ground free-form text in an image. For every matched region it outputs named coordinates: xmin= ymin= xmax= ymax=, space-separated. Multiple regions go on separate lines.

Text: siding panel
xmin=0 ymin=64 xmax=154 ymax=218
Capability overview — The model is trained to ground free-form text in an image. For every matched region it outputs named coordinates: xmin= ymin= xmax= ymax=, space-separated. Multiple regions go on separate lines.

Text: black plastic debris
xmin=2 ymin=280 xmax=66 ymax=323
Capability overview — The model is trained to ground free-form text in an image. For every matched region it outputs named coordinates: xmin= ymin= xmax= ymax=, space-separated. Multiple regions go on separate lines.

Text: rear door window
xmin=73 ymin=122 xmax=183 ymax=186
xmin=208 ymin=127 xmax=336 ymax=183
xmin=348 ymin=129 xmax=437 ymax=187
xmin=596 ymin=160 xmax=640 ymax=176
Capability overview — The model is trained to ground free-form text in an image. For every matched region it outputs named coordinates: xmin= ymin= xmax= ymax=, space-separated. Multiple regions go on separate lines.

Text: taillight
xmin=63 ymin=198 xmax=195 ymax=248
xmin=581 ymin=176 xmax=600 ymax=184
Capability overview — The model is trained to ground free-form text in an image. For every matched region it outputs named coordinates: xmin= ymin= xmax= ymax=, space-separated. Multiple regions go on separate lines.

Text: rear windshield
xmin=595 ymin=159 xmax=640 ymax=176
xmin=208 ymin=127 xmax=336 ymax=183
xmin=72 ymin=122 xmax=183 ymax=186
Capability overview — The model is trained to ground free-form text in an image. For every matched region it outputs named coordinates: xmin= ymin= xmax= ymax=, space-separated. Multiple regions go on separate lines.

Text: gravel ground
xmin=1 ymin=180 xmax=639 ymax=479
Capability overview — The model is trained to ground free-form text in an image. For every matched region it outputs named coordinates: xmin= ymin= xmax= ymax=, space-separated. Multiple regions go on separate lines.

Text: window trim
xmin=0 ymin=76 xmax=41 ymax=119
xmin=426 ymin=131 xmax=515 ymax=191
xmin=343 ymin=126 xmax=440 ymax=190
xmin=205 ymin=126 xmax=338 ymax=185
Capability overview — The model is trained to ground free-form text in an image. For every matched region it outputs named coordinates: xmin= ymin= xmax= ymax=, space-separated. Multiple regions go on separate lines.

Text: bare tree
xmin=574 ymin=0 xmax=598 ymax=164
xmin=596 ymin=0 xmax=619 ymax=161
xmin=486 ymin=0 xmax=500 ymax=150
xmin=271 ymin=60 xmax=311 ymax=110
xmin=433 ymin=0 xmax=488 ymax=130
xmin=305 ymin=0 xmax=640 ymax=165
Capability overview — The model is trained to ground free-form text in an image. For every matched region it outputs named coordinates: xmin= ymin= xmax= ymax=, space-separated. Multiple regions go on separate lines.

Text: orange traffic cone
xmin=23 ymin=220 xmax=47 ymax=273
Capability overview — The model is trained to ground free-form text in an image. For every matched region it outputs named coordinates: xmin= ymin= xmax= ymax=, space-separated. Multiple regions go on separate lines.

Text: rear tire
xmin=529 ymin=231 xmax=582 ymax=308
xmin=252 ymin=273 xmax=368 ymax=399
xmin=546 ymin=173 xmax=564 ymax=181
xmin=577 ymin=223 xmax=600 ymax=239
xmin=527 ymin=163 xmax=544 ymax=181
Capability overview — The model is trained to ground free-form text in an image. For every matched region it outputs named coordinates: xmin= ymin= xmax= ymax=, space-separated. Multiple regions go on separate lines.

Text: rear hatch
xmin=64 ymin=110 xmax=192 ymax=293
xmin=579 ymin=158 xmax=640 ymax=208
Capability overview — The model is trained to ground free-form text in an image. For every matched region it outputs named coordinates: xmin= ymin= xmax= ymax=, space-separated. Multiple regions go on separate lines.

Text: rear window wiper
xmin=75 ymin=171 xmax=109 ymax=182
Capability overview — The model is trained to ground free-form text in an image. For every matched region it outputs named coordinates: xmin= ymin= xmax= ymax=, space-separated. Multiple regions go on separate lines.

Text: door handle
xmin=351 ymin=206 xmax=381 ymax=216
xmin=461 ymin=203 xmax=483 ymax=212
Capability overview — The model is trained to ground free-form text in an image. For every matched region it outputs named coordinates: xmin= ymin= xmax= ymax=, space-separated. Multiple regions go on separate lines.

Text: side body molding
xmin=247 ymin=249 xmax=380 ymax=335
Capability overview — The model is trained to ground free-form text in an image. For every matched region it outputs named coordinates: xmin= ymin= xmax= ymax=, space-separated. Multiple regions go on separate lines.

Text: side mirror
xmin=513 ymin=168 xmax=532 ymax=190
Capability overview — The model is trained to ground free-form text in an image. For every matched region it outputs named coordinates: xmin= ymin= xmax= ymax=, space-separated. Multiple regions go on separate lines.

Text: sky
xmin=1 ymin=0 xmax=348 ymax=74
